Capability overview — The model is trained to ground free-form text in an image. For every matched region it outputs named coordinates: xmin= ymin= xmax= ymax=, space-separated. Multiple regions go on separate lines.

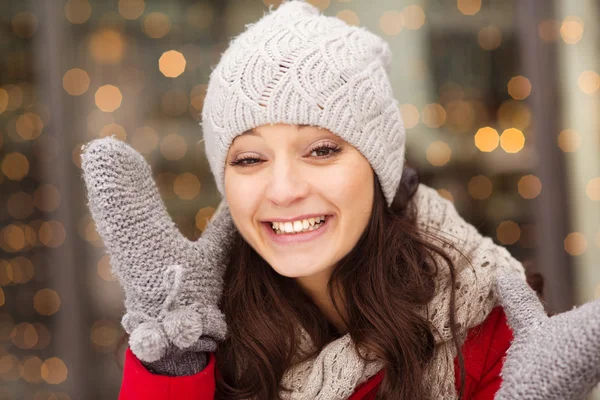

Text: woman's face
xmin=224 ymin=124 xmax=374 ymax=289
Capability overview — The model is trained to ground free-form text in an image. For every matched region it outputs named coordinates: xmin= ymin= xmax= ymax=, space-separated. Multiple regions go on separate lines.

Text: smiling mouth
xmin=270 ymin=216 xmax=328 ymax=234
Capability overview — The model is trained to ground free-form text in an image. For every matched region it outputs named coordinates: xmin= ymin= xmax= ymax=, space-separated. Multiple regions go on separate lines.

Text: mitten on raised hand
xmin=81 ymin=136 xmax=237 ymax=372
xmin=495 ymin=268 xmax=600 ymax=400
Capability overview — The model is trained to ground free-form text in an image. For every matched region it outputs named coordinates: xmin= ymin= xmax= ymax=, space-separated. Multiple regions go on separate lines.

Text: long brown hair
xmin=215 ymin=164 xmax=466 ymax=400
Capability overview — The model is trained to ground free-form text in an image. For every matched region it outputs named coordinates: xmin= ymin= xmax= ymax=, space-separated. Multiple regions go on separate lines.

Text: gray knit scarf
xmin=276 ymin=184 xmax=526 ymax=400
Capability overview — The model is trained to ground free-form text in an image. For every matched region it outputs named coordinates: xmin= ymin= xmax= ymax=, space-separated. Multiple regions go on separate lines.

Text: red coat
xmin=119 ymin=306 xmax=512 ymax=400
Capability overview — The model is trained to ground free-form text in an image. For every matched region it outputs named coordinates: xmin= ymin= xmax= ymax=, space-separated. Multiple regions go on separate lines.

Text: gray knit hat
xmin=202 ymin=0 xmax=406 ymax=206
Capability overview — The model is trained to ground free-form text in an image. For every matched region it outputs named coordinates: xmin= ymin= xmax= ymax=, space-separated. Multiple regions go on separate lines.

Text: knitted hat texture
xmin=202 ymin=0 xmax=406 ymax=206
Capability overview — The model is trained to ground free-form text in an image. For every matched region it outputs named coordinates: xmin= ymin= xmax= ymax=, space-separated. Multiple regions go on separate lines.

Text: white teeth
xmin=271 ymin=216 xmax=327 ymax=234
xmin=293 ymin=221 xmax=303 ymax=232
xmin=284 ymin=222 xmax=294 ymax=233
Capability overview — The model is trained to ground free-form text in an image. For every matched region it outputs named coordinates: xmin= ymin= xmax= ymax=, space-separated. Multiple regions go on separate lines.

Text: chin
xmin=268 ymin=257 xmax=327 ymax=279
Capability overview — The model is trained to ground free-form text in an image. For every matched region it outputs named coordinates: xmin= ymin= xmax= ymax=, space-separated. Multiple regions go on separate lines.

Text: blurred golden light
xmin=131 ymin=126 xmax=159 ymax=154
xmin=557 ymin=128 xmax=580 ymax=152
xmin=421 ymin=103 xmax=446 ymax=128
xmin=500 ymin=128 xmax=525 ymax=153
xmin=436 ymin=189 xmax=454 ymax=203
xmin=119 ymin=0 xmax=145 ymax=20
xmin=474 ymin=127 xmax=499 ymax=152
xmin=445 ymin=100 xmax=475 ymax=133
xmin=64 ymin=0 xmax=92 ymax=24
xmin=399 ymin=104 xmax=419 ymax=129
xmin=457 ymin=0 xmax=481 ymax=15
xmin=95 ymin=85 xmax=122 ymax=112
xmin=97 ymin=255 xmax=116 ymax=281
xmin=7 ymin=192 xmax=34 ymax=219
xmin=39 ymin=221 xmax=67 ymax=248
xmin=16 ymin=112 xmax=44 ymax=140
xmin=11 ymin=256 xmax=34 ymax=284
xmin=586 ymin=177 xmax=600 ymax=201
xmin=468 ymin=175 xmax=493 ymax=200
xmin=12 ymin=11 xmax=38 ymax=38
xmin=403 ymin=6 xmax=425 ymax=30
xmin=478 ymin=26 xmax=502 ymax=51
xmin=41 ymin=357 xmax=68 ymax=385
xmin=0 ymin=313 xmax=15 ymax=340
xmin=507 ymin=76 xmax=531 ymax=100
xmin=306 ymin=0 xmax=330 ymax=10
xmin=22 ymin=356 xmax=43 ymax=384
xmin=2 ymin=152 xmax=29 ymax=180
xmin=3 ymin=224 xmax=25 ymax=252
xmin=89 ymin=29 xmax=125 ymax=65
xmin=143 ymin=12 xmax=171 ymax=39
xmin=160 ymin=134 xmax=188 ymax=160
xmin=560 ymin=16 xmax=584 ymax=44
xmin=577 ymin=70 xmax=600 ymax=94
xmin=33 ymin=289 xmax=61 ymax=316
xmin=564 ymin=232 xmax=587 ymax=255
xmin=0 ymin=259 xmax=12 ymax=286
xmin=78 ymin=216 xmax=101 ymax=244
xmin=426 ymin=141 xmax=451 ymax=167
xmin=538 ymin=19 xmax=560 ymax=42
xmin=189 ymin=84 xmax=207 ymax=112
xmin=518 ymin=175 xmax=542 ymax=199
xmin=0 ymin=354 xmax=21 ymax=381
xmin=161 ymin=90 xmax=188 ymax=116
xmin=159 ymin=50 xmax=186 ymax=78
xmin=497 ymin=221 xmax=521 ymax=245
xmin=98 ymin=123 xmax=127 ymax=141
xmin=32 ymin=323 xmax=51 ymax=350
xmin=156 ymin=172 xmax=177 ymax=199
xmin=11 ymin=322 xmax=38 ymax=350
xmin=0 ymin=88 xmax=8 ymax=114
xmin=33 ymin=184 xmax=61 ymax=212
xmin=379 ymin=10 xmax=404 ymax=36
xmin=174 ymin=173 xmax=201 ymax=200
xmin=90 ymin=320 xmax=119 ymax=348
xmin=195 ymin=207 xmax=216 ymax=232
xmin=187 ymin=3 xmax=213 ymax=30
xmin=497 ymin=100 xmax=531 ymax=130
xmin=336 ymin=10 xmax=360 ymax=26
xmin=4 ymin=84 xmax=23 ymax=112
xmin=62 ymin=68 xmax=90 ymax=96
xmin=23 ymin=225 xmax=37 ymax=247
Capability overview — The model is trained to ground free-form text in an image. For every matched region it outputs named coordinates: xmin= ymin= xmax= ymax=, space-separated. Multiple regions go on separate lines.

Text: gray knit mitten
xmin=495 ymin=269 xmax=600 ymax=400
xmin=81 ymin=136 xmax=237 ymax=373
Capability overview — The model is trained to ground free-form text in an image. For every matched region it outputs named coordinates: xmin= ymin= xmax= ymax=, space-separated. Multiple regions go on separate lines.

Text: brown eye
xmin=229 ymin=156 xmax=261 ymax=167
xmin=309 ymin=144 xmax=342 ymax=158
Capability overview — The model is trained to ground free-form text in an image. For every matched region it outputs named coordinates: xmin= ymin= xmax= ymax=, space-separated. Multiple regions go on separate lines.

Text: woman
xmin=81 ymin=1 xmax=600 ymax=399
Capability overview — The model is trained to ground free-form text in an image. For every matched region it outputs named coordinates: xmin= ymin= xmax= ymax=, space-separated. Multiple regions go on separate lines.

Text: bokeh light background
xmin=0 ymin=0 xmax=599 ymax=398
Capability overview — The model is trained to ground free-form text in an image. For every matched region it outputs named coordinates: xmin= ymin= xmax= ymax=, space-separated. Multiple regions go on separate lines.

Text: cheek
xmin=323 ymin=159 xmax=374 ymax=216
xmin=224 ymin=170 xmax=261 ymax=231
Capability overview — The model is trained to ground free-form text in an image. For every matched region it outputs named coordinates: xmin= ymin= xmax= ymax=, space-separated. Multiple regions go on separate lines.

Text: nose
xmin=264 ymin=160 xmax=310 ymax=207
